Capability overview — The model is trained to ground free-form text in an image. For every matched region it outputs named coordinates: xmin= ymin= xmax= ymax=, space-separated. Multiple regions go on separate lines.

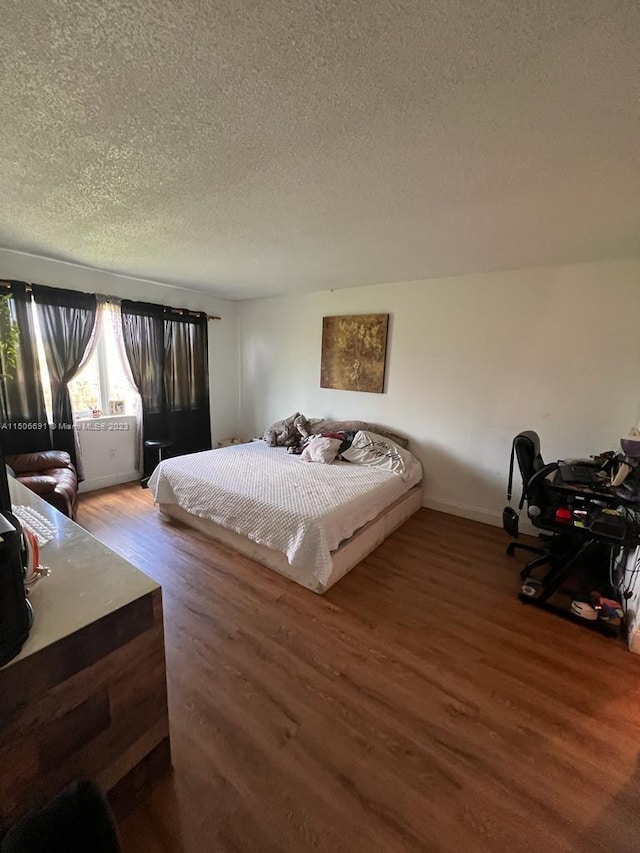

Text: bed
xmin=148 ymin=440 xmax=423 ymax=593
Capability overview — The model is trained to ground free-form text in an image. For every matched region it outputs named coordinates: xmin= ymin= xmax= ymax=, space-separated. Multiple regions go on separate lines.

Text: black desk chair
xmin=504 ymin=431 xmax=565 ymax=577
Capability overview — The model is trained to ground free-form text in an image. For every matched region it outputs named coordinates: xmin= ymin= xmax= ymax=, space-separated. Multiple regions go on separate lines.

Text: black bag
xmin=0 ymin=512 xmax=31 ymax=668
xmin=503 ymin=437 xmax=524 ymax=537
xmin=502 ymin=505 xmax=520 ymax=537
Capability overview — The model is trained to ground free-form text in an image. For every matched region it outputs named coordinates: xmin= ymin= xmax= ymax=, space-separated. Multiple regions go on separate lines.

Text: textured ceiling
xmin=0 ymin=0 xmax=638 ymax=300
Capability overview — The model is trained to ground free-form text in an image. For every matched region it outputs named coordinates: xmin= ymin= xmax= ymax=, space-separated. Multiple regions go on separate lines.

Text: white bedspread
xmin=148 ymin=442 xmax=422 ymax=587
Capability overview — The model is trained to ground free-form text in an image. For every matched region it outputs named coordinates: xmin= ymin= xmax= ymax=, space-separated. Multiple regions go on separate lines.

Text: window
xmin=33 ymin=302 xmax=140 ymax=421
xmin=69 ymin=350 xmax=101 ymax=415
xmin=98 ymin=313 xmax=139 ymax=416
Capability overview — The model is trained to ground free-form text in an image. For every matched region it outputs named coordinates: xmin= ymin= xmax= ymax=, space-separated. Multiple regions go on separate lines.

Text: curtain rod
xmin=0 ymin=280 xmax=31 ymax=292
xmin=159 ymin=305 xmax=221 ymax=321
xmin=0 ymin=280 xmax=221 ymax=320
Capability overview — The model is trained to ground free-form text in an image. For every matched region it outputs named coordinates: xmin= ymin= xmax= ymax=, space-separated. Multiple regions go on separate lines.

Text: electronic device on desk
xmin=0 ymin=445 xmax=33 ymax=668
xmin=558 ymin=464 xmax=603 ymax=486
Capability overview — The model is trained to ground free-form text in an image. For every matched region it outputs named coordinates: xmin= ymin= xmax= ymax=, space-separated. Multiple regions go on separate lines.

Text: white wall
xmin=238 ymin=258 xmax=640 ymax=525
xmin=0 ymin=249 xmax=240 ymax=486
xmin=75 ymin=415 xmax=139 ymax=493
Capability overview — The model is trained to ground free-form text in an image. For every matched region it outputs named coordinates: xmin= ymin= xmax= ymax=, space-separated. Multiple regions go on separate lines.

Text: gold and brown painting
xmin=320 ymin=314 xmax=389 ymax=393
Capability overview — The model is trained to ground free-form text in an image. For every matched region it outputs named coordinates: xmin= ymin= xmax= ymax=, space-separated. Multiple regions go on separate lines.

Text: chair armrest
xmin=17 ymin=474 xmax=58 ymax=496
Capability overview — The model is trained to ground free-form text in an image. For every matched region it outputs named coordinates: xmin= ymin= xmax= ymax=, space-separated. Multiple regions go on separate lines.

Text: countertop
xmin=4 ymin=478 xmax=159 ymax=667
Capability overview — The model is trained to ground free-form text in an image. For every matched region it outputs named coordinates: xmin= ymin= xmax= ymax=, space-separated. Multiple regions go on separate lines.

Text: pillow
xmin=308 ymin=419 xmax=409 ymax=449
xmin=300 ymin=436 xmax=342 ymax=464
xmin=315 ymin=431 xmax=357 ymax=455
xmin=334 ymin=430 xmax=356 ymax=455
xmin=341 ymin=430 xmax=415 ymax=479
xmin=367 ymin=425 xmax=410 ymax=450
xmin=308 ymin=419 xmax=367 ymax=436
xmin=5 ymin=464 xmax=15 ymax=479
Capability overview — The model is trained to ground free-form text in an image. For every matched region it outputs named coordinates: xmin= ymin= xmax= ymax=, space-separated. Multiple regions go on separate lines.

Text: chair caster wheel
xmin=520 ymin=579 xmax=540 ymax=599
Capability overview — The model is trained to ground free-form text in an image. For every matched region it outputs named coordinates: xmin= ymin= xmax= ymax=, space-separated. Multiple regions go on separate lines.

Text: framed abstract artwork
xmin=320 ymin=314 xmax=389 ymax=393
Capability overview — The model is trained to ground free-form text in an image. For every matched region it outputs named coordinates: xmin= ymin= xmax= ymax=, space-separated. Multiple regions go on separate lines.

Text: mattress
xmin=148 ymin=441 xmax=423 ymax=588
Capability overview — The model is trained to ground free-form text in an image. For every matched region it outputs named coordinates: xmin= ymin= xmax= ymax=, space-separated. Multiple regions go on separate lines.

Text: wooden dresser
xmin=0 ymin=479 xmax=169 ymax=833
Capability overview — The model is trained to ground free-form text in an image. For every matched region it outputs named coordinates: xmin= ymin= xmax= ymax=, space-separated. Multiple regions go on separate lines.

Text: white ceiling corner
xmin=0 ymin=0 xmax=638 ymax=300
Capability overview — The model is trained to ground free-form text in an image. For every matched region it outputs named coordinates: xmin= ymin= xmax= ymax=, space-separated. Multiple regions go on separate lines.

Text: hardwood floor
xmin=78 ymin=484 xmax=640 ymax=853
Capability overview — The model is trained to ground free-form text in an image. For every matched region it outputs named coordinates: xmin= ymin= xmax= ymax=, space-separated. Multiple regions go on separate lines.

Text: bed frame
xmin=158 ymin=484 xmax=423 ymax=594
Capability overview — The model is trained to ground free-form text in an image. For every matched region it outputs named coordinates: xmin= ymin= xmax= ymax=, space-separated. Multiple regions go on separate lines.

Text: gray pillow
xmin=309 ymin=419 xmax=410 ymax=449
xmin=5 ymin=464 xmax=15 ymax=479
xmin=309 ymin=419 xmax=368 ymax=436
xmin=368 ymin=425 xmax=410 ymax=450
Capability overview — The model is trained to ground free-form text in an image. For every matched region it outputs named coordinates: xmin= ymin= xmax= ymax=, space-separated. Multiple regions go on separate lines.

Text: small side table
xmin=141 ymin=439 xmax=174 ymax=489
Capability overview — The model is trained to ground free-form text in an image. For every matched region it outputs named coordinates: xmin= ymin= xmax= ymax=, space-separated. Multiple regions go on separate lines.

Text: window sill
xmin=75 ymin=414 xmax=136 ymax=423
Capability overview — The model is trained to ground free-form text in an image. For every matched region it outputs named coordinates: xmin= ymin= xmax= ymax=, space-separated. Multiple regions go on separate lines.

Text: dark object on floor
xmin=502 ymin=505 xmax=519 ymax=537
xmin=5 ymin=450 xmax=78 ymax=520
xmin=1 ymin=778 xmax=120 ymax=853
xmin=141 ymin=439 xmax=174 ymax=488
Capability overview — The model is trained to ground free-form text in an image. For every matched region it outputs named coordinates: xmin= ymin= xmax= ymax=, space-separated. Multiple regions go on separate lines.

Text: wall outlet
xmin=108 ymin=448 xmax=117 ymax=459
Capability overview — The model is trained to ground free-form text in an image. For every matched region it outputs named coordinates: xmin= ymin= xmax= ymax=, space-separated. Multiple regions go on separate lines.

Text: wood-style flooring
xmin=78 ymin=483 xmax=640 ymax=853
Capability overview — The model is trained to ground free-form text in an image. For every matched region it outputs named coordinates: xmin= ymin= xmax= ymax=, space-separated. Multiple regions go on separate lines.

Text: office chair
xmin=504 ymin=431 xmax=563 ymax=577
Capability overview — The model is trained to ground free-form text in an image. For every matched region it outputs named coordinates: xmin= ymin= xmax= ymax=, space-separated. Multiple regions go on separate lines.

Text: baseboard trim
xmin=423 ymin=496 xmax=538 ymax=535
xmin=423 ymin=497 xmax=503 ymax=528
xmin=79 ymin=471 xmax=141 ymax=494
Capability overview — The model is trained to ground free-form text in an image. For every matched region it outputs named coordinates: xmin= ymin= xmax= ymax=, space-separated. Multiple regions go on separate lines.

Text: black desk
xmin=519 ymin=467 xmax=640 ymax=636
xmin=548 ymin=469 xmax=640 ymax=510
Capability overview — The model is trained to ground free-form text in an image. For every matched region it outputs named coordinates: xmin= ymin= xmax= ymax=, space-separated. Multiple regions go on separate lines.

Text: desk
xmin=0 ymin=479 xmax=170 ymax=833
xmin=548 ymin=469 xmax=640 ymax=511
xmin=548 ymin=468 xmax=640 ymax=543
xmin=519 ymin=467 xmax=640 ymax=635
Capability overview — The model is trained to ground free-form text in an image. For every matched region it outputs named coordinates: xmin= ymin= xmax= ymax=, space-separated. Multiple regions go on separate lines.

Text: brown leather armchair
xmin=6 ymin=450 xmax=78 ymax=520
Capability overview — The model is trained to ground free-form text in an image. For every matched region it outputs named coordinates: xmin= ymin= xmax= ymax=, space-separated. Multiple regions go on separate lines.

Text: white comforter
xmin=149 ymin=442 xmax=422 ymax=586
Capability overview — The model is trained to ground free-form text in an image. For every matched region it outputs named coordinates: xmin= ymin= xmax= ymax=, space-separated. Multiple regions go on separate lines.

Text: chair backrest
xmin=514 ymin=431 xmax=544 ymax=483
xmin=507 ymin=430 xmax=562 ymax=523
xmin=507 ymin=430 xmax=547 ymax=510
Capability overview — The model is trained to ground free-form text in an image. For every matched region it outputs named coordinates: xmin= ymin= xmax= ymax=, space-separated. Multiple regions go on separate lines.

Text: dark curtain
xmin=120 ymin=301 xmax=165 ymax=477
xmin=32 ymin=285 xmax=97 ymax=469
xmin=121 ymin=300 xmax=211 ymax=478
xmin=0 ymin=282 xmax=51 ymax=456
xmin=164 ymin=312 xmax=210 ymax=458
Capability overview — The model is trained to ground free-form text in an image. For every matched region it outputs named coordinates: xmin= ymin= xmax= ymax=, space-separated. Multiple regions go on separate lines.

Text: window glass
xmin=68 ymin=349 xmax=101 ymax=417
xmin=102 ymin=318 xmax=138 ymax=415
